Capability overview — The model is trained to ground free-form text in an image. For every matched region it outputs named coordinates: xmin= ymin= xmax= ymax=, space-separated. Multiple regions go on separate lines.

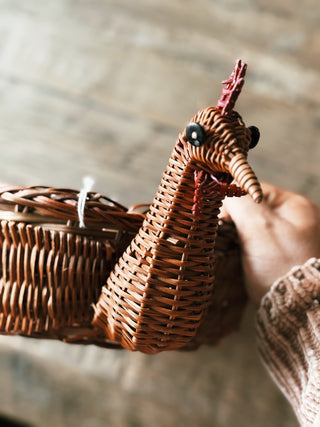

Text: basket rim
xmin=0 ymin=185 xmax=146 ymax=230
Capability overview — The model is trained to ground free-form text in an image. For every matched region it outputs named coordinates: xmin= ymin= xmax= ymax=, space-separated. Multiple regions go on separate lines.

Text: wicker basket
xmin=0 ymin=185 xmax=247 ymax=350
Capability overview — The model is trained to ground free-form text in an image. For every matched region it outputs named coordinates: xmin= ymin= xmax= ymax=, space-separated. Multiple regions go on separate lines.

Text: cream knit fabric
xmin=256 ymin=258 xmax=320 ymax=426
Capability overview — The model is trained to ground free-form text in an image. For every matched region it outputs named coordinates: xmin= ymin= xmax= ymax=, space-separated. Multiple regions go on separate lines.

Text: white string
xmin=78 ymin=176 xmax=95 ymax=228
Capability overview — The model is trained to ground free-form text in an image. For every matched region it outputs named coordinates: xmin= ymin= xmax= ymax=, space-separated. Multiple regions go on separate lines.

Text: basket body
xmin=0 ymin=186 xmax=247 ymax=350
xmin=0 ymin=186 xmax=141 ymax=346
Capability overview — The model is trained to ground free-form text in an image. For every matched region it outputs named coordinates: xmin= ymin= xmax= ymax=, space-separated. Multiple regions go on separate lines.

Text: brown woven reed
xmin=0 ymin=185 xmax=143 ymax=347
xmin=186 ymin=220 xmax=247 ymax=350
xmin=0 ymin=185 xmax=247 ymax=350
xmin=92 ymin=105 xmax=261 ymax=354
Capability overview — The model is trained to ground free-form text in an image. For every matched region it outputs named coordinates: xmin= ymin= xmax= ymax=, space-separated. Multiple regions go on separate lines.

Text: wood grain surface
xmin=0 ymin=1 xmax=319 ymax=426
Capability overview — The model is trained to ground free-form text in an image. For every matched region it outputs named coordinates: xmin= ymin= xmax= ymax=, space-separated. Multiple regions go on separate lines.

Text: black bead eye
xmin=186 ymin=122 xmax=205 ymax=147
xmin=248 ymin=126 xmax=260 ymax=149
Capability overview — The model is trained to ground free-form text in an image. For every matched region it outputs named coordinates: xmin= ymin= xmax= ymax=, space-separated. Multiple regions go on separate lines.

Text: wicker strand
xmin=229 ymin=154 xmax=263 ymax=203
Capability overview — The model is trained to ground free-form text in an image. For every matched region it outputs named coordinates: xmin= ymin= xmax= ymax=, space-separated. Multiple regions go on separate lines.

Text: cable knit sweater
xmin=256 ymin=258 xmax=320 ymax=426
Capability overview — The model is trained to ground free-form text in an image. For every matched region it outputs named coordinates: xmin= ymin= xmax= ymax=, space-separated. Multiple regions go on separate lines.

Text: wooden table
xmin=0 ymin=1 xmax=319 ymax=426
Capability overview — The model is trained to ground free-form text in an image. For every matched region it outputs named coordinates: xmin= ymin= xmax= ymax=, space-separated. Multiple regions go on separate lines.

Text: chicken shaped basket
xmin=0 ymin=60 xmax=262 ymax=354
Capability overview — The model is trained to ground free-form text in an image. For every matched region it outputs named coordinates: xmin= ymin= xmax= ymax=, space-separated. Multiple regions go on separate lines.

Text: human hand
xmin=221 ymin=183 xmax=320 ymax=306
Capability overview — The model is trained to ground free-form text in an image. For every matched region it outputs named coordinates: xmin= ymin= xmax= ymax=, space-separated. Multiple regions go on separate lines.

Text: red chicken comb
xmin=216 ymin=59 xmax=247 ymax=115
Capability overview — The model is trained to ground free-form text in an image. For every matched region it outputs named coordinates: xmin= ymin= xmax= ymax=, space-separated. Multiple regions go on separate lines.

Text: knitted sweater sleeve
xmin=256 ymin=258 xmax=320 ymax=427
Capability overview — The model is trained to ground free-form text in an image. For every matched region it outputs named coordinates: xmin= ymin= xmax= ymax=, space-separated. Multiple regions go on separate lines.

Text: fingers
xmin=221 ymin=182 xmax=320 ymax=306
xmin=222 ymin=192 xmax=270 ymax=232
xmin=222 ymin=182 xmax=293 ymax=229
xmin=222 ymin=194 xmax=259 ymax=227
xmin=222 ymin=181 xmax=320 ymax=247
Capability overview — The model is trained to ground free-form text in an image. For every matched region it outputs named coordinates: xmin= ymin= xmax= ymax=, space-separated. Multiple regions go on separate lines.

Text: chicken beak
xmin=229 ymin=153 xmax=263 ymax=203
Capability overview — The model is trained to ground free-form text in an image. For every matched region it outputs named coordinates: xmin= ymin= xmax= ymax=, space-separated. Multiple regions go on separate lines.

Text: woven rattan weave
xmin=0 ymin=186 xmax=247 ymax=349
xmin=92 ymin=60 xmax=262 ymax=353
xmin=0 ymin=59 xmax=262 ymax=353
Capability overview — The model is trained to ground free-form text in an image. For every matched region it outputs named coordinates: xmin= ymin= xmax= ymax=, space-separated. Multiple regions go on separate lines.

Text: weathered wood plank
xmin=0 ymin=1 xmax=319 ymax=426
